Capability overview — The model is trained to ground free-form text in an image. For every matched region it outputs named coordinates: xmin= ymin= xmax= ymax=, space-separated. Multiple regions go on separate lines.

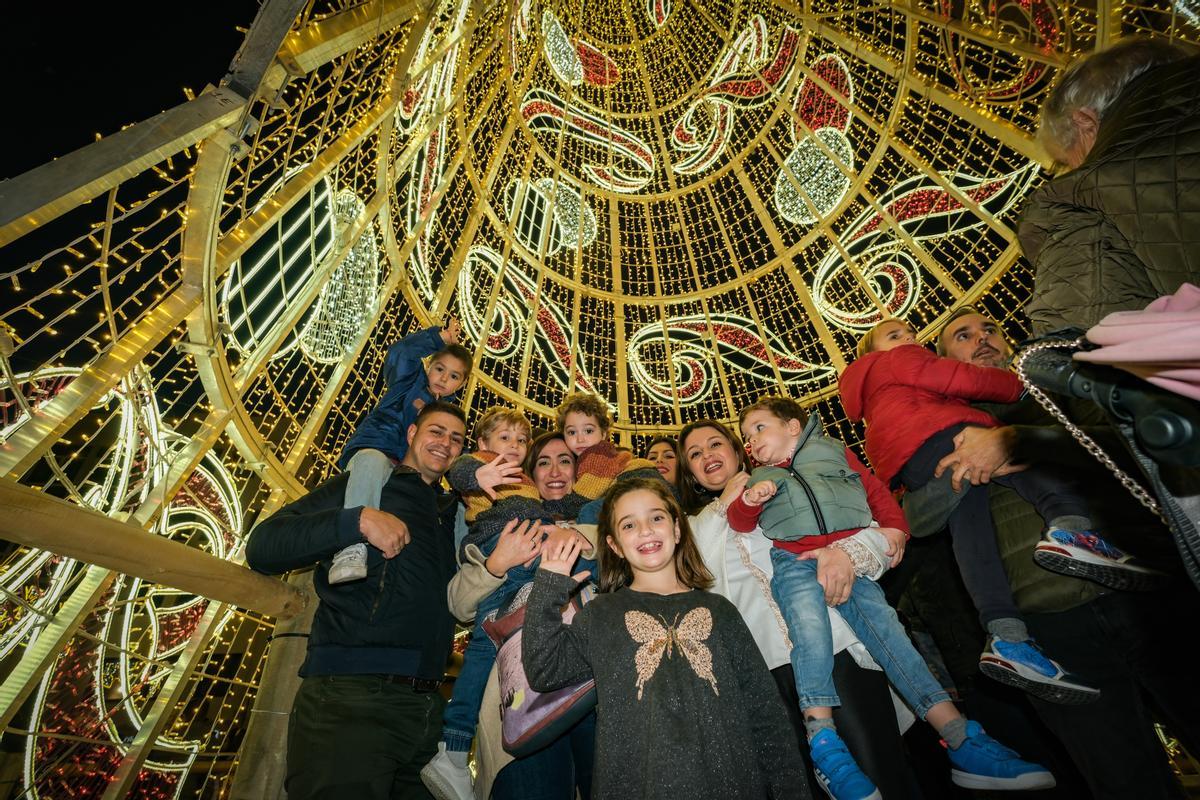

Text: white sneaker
xmin=420 ymin=742 xmax=473 ymax=800
xmin=328 ymin=542 xmax=368 ymax=584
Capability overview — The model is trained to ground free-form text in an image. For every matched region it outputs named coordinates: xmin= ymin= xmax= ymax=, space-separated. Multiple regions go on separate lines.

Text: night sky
xmin=5 ymin=5 xmax=256 ymax=179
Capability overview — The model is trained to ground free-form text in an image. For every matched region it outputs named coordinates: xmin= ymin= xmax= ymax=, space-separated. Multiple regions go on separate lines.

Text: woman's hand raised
xmin=484 ymin=519 xmax=541 ymax=577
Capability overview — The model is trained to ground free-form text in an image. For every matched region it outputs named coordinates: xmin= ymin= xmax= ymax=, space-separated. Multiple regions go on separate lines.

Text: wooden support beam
xmin=228 ymin=571 xmax=316 ymax=799
xmin=0 ymin=89 xmax=247 ymax=248
xmin=279 ymin=0 xmax=426 ymax=75
xmin=0 ymin=479 xmax=310 ymax=620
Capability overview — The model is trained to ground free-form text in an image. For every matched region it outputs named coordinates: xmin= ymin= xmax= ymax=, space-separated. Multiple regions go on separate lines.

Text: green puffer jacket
xmin=750 ymin=414 xmax=873 ymax=540
xmin=1020 ymin=55 xmax=1200 ymax=335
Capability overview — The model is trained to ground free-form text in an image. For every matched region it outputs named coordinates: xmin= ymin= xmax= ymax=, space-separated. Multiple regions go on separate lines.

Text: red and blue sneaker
xmin=1034 ymin=528 xmax=1166 ymax=592
xmin=946 ymin=721 xmax=1056 ymax=790
xmin=978 ymin=635 xmax=1100 ymax=705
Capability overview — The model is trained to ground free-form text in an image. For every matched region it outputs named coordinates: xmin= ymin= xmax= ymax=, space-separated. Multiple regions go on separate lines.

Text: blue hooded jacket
xmin=337 ymin=325 xmax=461 ymax=469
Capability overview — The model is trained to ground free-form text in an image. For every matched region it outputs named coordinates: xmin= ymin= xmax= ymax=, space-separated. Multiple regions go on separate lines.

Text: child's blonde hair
xmin=855 ymin=318 xmax=912 ymax=359
xmin=597 ymin=478 xmax=713 ymax=593
xmin=473 ymin=406 xmax=532 ymax=446
xmin=554 ymin=392 xmax=611 ymax=433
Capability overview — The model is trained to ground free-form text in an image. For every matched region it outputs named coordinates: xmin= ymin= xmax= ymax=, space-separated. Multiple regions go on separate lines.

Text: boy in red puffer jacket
xmin=839 ymin=319 xmax=1157 ymax=705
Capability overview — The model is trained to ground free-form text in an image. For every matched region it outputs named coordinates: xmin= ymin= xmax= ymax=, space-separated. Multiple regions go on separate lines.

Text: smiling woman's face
xmin=532 ymin=438 xmax=576 ymax=500
xmin=681 ymin=425 xmax=741 ymax=491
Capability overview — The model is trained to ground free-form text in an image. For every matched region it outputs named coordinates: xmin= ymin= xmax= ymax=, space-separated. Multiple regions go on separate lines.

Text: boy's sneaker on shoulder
xmin=1034 ymin=528 xmax=1166 ymax=592
xmin=420 ymin=742 xmax=473 ymax=800
xmin=978 ymin=635 xmax=1100 ymax=705
xmin=328 ymin=542 xmax=368 ymax=584
xmin=946 ymin=721 xmax=1056 ymax=791
xmin=808 ymin=728 xmax=881 ymax=800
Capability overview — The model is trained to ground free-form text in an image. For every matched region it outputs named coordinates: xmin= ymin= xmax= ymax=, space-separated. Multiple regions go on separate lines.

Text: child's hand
xmin=441 ymin=317 xmax=463 ymax=345
xmin=741 ymin=480 xmax=777 ymax=507
xmin=476 ymin=453 xmax=525 ymax=499
xmin=540 ymin=535 xmax=591 ymax=583
xmin=543 ymin=524 xmax=592 ymax=557
xmin=880 ymin=527 xmax=907 ymax=568
xmin=485 ymin=518 xmax=542 ymax=576
xmin=718 ymin=471 xmax=750 ymax=508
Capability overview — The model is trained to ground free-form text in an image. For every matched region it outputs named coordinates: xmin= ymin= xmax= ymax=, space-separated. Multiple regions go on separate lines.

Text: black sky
xmin=5 ymin=5 xmax=256 ymax=179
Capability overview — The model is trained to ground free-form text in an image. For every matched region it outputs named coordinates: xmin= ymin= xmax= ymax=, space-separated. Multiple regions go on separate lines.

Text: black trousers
xmin=900 ymin=423 xmax=1090 ymax=626
xmin=287 ymin=674 xmax=445 ymax=800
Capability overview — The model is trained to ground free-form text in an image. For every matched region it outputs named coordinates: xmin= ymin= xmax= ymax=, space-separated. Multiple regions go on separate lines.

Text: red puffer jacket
xmin=838 ymin=344 xmax=1024 ymax=486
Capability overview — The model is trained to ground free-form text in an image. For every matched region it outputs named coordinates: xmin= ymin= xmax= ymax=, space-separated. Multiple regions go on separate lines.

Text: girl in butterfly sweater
xmin=523 ymin=478 xmax=809 ymax=800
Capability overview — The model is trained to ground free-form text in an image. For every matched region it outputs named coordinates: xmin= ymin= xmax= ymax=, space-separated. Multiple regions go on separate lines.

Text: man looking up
xmin=903 ymin=308 xmax=1197 ymax=799
xmin=247 ymin=401 xmax=467 ymax=800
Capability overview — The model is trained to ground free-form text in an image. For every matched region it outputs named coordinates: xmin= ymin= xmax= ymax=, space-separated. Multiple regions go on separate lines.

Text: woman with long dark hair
xmin=678 ymin=419 xmax=919 ymax=798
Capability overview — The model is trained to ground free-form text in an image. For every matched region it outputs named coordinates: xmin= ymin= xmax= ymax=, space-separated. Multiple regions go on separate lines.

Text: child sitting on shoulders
xmin=331 ymin=318 xmax=472 ymax=584
xmin=524 ymin=478 xmax=808 ymax=800
xmin=840 ymin=319 xmax=1158 ymax=702
xmin=555 ymin=392 xmax=666 ymax=520
xmin=730 ymin=395 xmax=1054 ymax=800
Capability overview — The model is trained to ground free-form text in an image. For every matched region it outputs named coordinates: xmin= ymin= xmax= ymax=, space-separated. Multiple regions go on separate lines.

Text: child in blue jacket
xmin=330 ymin=318 xmax=472 ymax=583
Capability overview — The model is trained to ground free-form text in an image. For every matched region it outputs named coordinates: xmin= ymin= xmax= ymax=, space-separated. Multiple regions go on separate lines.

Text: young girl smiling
xmin=522 ymin=478 xmax=808 ymax=799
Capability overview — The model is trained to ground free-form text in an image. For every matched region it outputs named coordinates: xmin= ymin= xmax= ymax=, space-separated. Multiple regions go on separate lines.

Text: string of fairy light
xmin=2 ymin=0 xmax=1199 ymax=796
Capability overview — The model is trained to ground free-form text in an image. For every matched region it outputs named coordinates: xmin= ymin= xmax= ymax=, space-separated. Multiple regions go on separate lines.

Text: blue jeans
xmin=441 ymin=583 xmax=515 ymax=752
xmin=770 ymin=548 xmax=951 ymax=719
xmin=492 ymin=709 xmax=596 ymax=800
xmin=442 ymin=556 xmax=597 ymax=751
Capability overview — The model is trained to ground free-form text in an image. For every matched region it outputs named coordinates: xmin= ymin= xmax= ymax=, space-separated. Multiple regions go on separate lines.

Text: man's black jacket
xmin=246 ymin=467 xmax=459 ymax=680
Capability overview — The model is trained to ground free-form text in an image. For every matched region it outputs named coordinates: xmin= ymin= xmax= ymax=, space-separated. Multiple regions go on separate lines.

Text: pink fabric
xmin=1076 ymin=283 xmax=1200 ymax=400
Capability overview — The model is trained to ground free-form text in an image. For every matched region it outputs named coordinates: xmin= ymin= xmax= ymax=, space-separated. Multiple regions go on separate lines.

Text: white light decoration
xmin=298 ymin=190 xmax=381 ymax=364
xmin=220 ymin=167 xmax=336 ymax=358
xmin=774 ymin=127 xmax=855 ymax=225
xmin=627 ymin=313 xmax=834 ymax=407
xmin=811 ymin=164 xmax=1041 ymax=330
xmin=542 ymin=10 xmax=584 ymax=86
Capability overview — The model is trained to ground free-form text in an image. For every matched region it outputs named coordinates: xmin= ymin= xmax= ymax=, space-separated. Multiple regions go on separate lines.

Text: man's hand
xmin=742 ymin=480 xmax=777 ymax=507
xmin=934 ymin=425 xmax=1019 ymax=492
xmin=359 ymin=507 xmax=411 ymax=559
xmin=476 ymin=453 xmax=525 ymax=500
xmin=485 ymin=519 xmax=542 ymax=577
xmin=441 ymin=317 xmax=463 ymax=345
xmin=879 ymin=527 xmax=907 ymax=568
xmin=540 ymin=535 xmax=591 ymax=583
xmin=798 ymin=547 xmax=854 ymax=606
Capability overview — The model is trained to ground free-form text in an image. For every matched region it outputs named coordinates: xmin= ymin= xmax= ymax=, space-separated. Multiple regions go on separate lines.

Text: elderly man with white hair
xmin=1020 ymin=37 xmax=1199 ymax=334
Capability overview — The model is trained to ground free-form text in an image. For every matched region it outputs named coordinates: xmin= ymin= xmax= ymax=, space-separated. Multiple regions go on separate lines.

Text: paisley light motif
xmin=811 ymin=165 xmax=1041 ymax=330
xmin=627 ymin=313 xmax=834 ymax=406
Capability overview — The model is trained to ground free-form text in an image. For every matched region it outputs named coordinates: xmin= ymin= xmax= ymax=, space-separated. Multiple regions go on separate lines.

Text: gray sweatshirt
xmin=523 ymin=570 xmax=810 ymax=800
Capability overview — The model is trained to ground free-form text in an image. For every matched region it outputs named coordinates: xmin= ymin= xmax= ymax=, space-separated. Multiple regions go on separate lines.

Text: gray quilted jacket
xmin=1019 ymin=55 xmax=1200 ymax=334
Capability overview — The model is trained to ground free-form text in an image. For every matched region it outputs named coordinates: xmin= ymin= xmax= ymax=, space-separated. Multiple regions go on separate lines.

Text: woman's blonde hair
xmin=597 ymin=478 xmax=714 ymax=593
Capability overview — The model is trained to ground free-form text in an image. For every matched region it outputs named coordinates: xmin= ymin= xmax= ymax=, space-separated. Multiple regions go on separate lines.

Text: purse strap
xmin=1012 ymin=337 xmax=1167 ymax=524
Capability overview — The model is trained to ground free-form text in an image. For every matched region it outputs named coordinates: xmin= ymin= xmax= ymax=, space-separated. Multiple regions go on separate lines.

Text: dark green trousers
xmin=286 ymin=674 xmax=445 ymax=800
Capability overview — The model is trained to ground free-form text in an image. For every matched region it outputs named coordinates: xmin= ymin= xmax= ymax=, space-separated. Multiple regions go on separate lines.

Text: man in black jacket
xmin=904 ymin=309 xmax=1197 ymax=799
xmin=247 ymin=401 xmax=467 ymax=800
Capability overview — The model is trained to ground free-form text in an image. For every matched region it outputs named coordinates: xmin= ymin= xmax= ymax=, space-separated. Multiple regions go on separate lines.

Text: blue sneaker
xmin=808 ymin=729 xmax=881 ymax=800
xmin=979 ymin=635 xmax=1100 ymax=705
xmin=1035 ymin=528 xmax=1166 ymax=591
xmin=946 ymin=721 xmax=1056 ymax=790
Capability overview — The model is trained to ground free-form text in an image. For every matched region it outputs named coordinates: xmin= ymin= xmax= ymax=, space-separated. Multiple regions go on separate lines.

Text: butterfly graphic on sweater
xmin=624 ymin=608 xmax=719 ymax=700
